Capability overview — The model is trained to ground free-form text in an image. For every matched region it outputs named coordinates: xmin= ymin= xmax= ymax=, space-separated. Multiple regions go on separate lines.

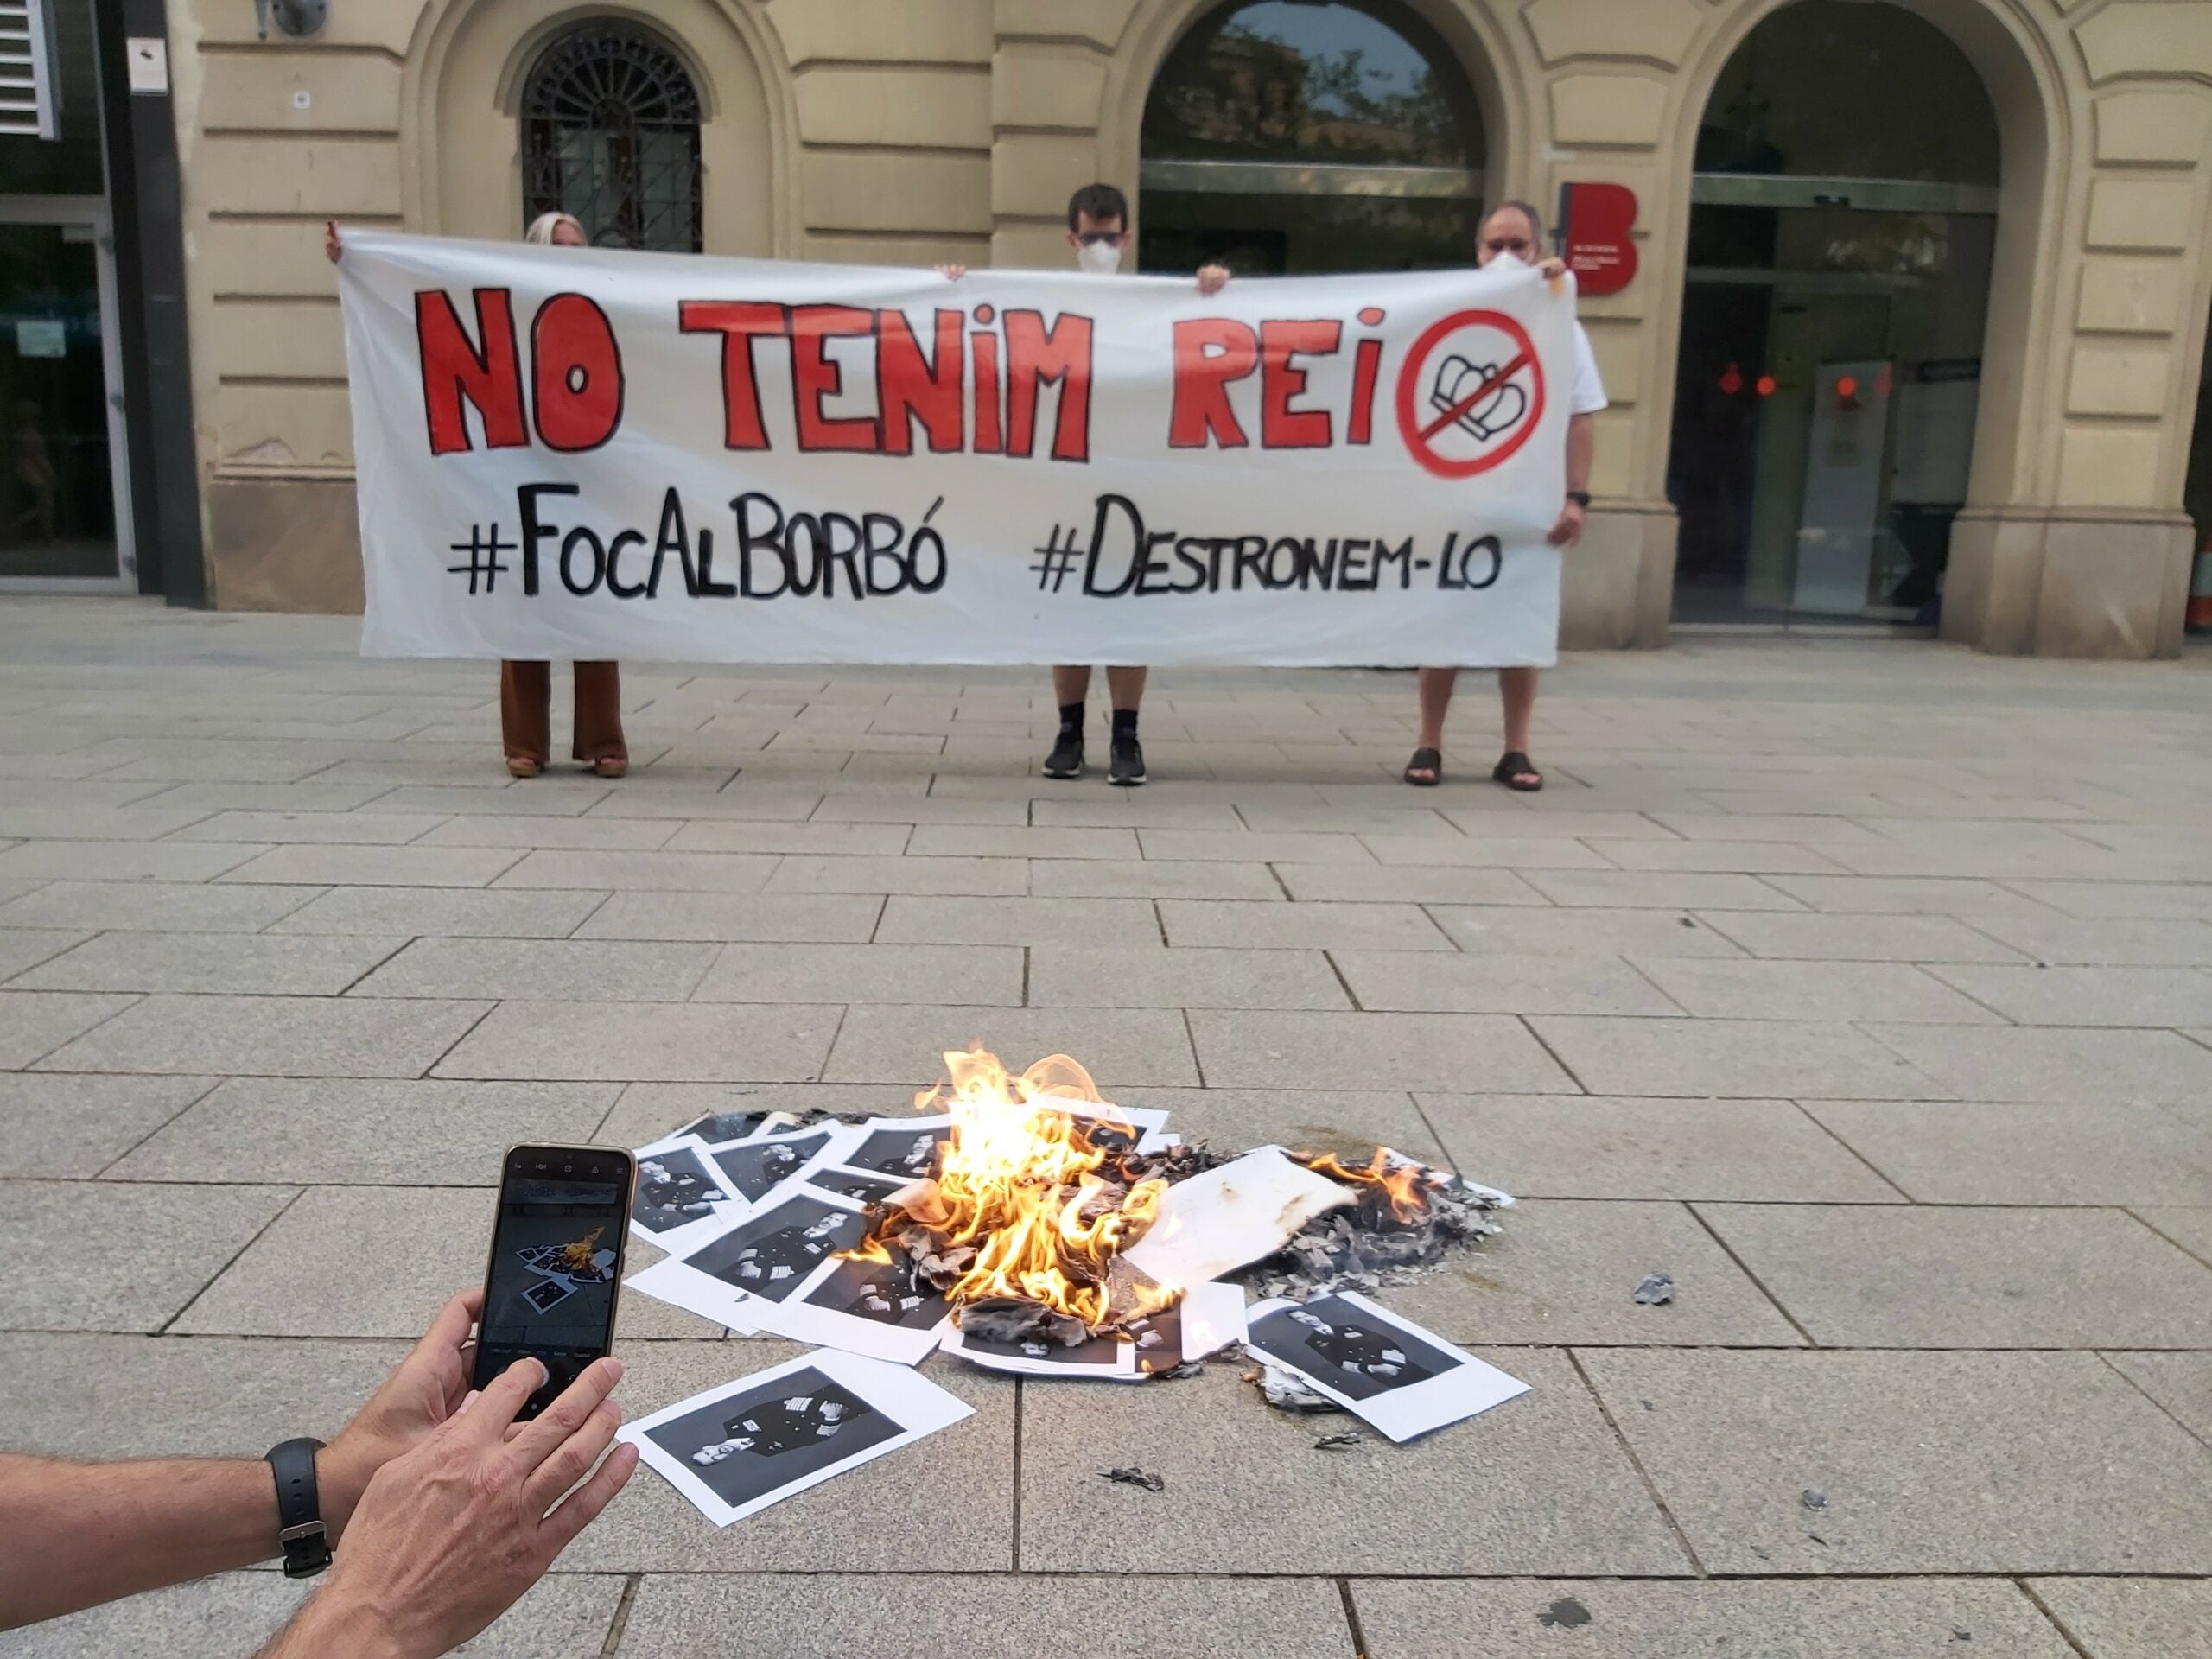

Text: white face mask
xmin=1076 ymin=240 xmax=1122 ymax=276
xmin=1486 ymin=249 xmax=1528 ymax=272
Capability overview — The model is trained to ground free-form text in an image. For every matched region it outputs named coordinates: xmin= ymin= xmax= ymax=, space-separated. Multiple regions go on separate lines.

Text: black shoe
xmin=1042 ymin=731 xmax=1084 ymax=779
xmin=1109 ymin=736 xmax=1147 ymax=786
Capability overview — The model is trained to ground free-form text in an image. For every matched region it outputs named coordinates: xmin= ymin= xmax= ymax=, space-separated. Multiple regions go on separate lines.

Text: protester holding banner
xmin=337 ymin=224 xmax=1572 ymax=677
xmin=947 ymin=182 xmax=1229 ymax=786
xmin=327 ymin=211 xmax=630 ymax=781
xmin=1403 ymin=200 xmax=1606 ymax=792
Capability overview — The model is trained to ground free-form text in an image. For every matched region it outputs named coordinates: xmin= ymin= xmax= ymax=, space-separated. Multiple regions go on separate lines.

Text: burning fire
xmin=855 ymin=1046 xmax=1171 ymax=1330
xmin=1295 ymin=1149 xmax=1429 ymax=1224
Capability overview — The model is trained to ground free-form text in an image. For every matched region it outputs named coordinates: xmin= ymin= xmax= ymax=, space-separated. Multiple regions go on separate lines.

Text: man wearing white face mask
xmin=944 ymin=183 xmax=1228 ymax=785
xmin=1403 ymin=199 xmax=1605 ymax=791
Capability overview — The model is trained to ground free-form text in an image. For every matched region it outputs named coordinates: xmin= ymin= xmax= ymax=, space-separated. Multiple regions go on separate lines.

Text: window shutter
xmin=0 ymin=0 xmax=62 ymax=140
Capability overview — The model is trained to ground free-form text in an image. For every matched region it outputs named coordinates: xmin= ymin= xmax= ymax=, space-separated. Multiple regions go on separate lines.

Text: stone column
xmin=987 ymin=2 xmax=1133 ymax=270
xmin=1942 ymin=4 xmax=2212 ymax=659
xmin=1522 ymin=0 xmax=1706 ymax=649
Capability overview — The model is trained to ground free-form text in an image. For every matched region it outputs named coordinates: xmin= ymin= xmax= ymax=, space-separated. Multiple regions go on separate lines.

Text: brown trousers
xmin=499 ymin=660 xmax=626 ymax=766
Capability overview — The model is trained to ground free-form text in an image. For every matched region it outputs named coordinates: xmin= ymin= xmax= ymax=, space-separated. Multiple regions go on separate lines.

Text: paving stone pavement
xmin=3 ymin=598 xmax=2211 ymax=1657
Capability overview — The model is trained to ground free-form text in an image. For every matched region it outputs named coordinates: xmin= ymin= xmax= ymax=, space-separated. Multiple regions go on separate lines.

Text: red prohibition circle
xmin=1394 ymin=308 xmax=1547 ymax=480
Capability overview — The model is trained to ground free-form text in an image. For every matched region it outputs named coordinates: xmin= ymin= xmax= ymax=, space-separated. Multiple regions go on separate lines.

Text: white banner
xmin=337 ymin=232 xmax=1573 ymax=666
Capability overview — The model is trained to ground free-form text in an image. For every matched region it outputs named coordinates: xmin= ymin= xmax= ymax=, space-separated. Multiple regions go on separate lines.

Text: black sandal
xmin=1403 ymin=747 xmax=1442 ymax=787
xmin=1493 ymin=751 xmax=1543 ymax=791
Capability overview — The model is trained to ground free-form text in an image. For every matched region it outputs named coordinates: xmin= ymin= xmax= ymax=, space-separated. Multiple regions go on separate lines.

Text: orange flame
xmin=1297 ymin=1148 xmax=1429 ymax=1224
xmin=891 ymin=1046 xmax=1170 ymax=1328
xmin=557 ymin=1226 xmax=606 ymax=1274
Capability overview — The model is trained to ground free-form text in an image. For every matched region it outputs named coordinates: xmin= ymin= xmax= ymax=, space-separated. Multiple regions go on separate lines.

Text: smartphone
xmin=474 ymin=1144 xmax=635 ymax=1420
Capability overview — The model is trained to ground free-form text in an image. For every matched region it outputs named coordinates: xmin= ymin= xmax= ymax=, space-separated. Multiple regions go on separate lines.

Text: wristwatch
xmin=265 ymin=1436 xmax=334 ymax=1579
xmin=1566 ymin=490 xmax=1592 ymax=509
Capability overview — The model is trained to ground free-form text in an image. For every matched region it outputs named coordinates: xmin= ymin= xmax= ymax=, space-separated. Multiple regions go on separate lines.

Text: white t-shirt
xmin=1570 ymin=321 xmax=1609 ymax=416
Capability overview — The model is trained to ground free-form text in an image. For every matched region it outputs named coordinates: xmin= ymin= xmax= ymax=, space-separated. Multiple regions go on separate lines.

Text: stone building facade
xmin=67 ymin=2 xmax=2212 ymax=654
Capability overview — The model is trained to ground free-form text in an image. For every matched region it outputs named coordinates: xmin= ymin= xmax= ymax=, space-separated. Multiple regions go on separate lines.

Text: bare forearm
xmin=0 ymin=1454 xmax=276 ymax=1630
xmin=0 ymin=1442 xmax=377 ymax=1632
xmin=1566 ymin=414 xmax=1594 ymax=496
xmin=258 ymin=1589 xmax=410 ymax=1659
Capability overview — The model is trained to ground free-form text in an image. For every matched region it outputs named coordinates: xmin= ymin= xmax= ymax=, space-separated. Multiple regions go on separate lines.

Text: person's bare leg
xmin=1407 ymin=666 xmax=1456 ymax=784
xmin=1497 ymin=666 xmax=1541 ymax=787
xmin=1052 ymin=665 xmax=1093 ymax=706
xmin=1416 ymin=667 xmax=1458 ymax=751
xmin=1103 ymin=665 xmax=1146 ymax=712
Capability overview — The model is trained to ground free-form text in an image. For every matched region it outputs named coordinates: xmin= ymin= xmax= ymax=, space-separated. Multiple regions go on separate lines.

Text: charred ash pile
xmin=1245 ymin=1152 xmax=1510 ymax=1302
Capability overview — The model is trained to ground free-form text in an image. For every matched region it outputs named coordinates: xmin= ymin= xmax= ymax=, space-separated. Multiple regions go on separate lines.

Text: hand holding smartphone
xmin=474 ymin=1145 xmax=636 ymax=1420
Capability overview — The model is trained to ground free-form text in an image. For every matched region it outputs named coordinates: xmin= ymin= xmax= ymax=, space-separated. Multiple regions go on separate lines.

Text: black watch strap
xmin=265 ymin=1436 xmax=333 ymax=1579
xmin=1567 ymin=490 xmax=1592 ymax=509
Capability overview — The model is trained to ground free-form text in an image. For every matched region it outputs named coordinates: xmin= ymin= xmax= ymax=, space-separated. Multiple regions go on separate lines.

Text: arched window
xmin=1140 ymin=1 xmax=1483 ymax=276
xmin=521 ymin=22 xmax=702 ymax=252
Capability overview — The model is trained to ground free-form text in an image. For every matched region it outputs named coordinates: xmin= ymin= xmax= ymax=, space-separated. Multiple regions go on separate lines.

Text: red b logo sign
xmin=1559 ymin=182 xmax=1639 ymax=299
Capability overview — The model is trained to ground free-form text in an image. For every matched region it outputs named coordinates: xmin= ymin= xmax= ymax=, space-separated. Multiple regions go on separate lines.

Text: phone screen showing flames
xmin=476 ymin=1177 xmax=625 ymax=1411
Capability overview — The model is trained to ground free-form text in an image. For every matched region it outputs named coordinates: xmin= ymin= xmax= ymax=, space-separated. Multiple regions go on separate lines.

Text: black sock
xmin=1058 ymin=702 xmax=1084 ymax=737
xmin=1111 ymin=709 xmax=1138 ymax=742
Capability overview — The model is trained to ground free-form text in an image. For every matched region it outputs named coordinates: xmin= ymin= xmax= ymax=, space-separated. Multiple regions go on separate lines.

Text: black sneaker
xmin=1042 ymin=731 xmax=1084 ymax=779
xmin=1109 ymin=736 xmax=1147 ymax=786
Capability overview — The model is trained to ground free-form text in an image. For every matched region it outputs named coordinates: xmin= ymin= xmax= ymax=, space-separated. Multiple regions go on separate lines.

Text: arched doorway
xmin=2187 ymin=321 xmax=2212 ymax=636
xmin=521 ymin=22 xmax=704 ymax=252
xmin=1137 ymin=1 xmax=1484 ymax=276
xmin=1667 ymin=1 xmax=2001 ymax=626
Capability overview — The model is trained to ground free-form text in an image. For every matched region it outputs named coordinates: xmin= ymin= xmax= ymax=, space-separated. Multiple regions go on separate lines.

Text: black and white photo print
xmin=942 ymin=1317 xmax=1135 ymax=1380
xmin=1249 ymin=1298 xmax=1452 ymax=1400
xmin=620 ymin=1350 xmax=974 ymax=1526
xmin=651 ymin=1369 xmax=898 ymax=1512
xmin=844 ymin=1116 xmax=952 ymax=1179
xmin=629 ymin=1133 xmax=742 ymax=1254
xmin=802 ymin=1166 xmax=907 ymax=1205
xmin=733 ymin=1243 xmax=953 ymax=1367
xmin=710 ymin=1128 xmax=832 ymax=1205
xmin=683 ymin=1192 xmax=868 ymax=1305
xmin=1243 ymin=1290 xmax=1528 ymax=1443
xmin=677 ymin=1108 xmax=789 ymax=1145
xmin=815 ymin=1251 xmax=943 ymax=1330
xmin=522 ymin=1276 xmax=575 ymax=1313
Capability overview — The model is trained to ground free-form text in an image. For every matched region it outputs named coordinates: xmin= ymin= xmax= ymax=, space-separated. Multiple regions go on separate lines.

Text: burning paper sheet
xmin=1064 ymin=1102 xmax=1173 ymax=1157
xmin=630 ymin=1132 xmax=748 ymax=1255
xmin=941 ymin=1281 xmax=1246 ymax=1382
xmin=1242 ymin=1290 xmax=1527 ymax=1443
xmin=1122 ymin=1147 xmax=1356 ymax=1289
xmin=620 ymin=1349 xmax=972 ymax=1528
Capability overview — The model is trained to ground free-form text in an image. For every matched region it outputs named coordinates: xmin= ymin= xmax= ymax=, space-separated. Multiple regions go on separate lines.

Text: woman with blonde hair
xmin=325 ymin=209 xmax=630 ymax=779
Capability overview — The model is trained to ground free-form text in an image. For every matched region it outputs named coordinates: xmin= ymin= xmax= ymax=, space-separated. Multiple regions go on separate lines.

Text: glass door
xmin=1667 ymin=191 xmax=1993 ymax=628
xmin=0 ymin=202 xmax=130 ymax=585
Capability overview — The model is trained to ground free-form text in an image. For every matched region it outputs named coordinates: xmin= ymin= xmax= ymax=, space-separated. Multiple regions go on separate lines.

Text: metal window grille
xmin=521 ymin=22 xmax=702 ymax=253
xmin=0 ymin=0 xmax=62 ymax=140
